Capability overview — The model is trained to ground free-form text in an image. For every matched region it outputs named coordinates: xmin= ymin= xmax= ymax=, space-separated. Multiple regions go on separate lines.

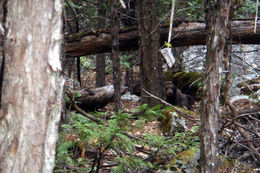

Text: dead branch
xmin=66 ymin=88 xmax=102 ymax=124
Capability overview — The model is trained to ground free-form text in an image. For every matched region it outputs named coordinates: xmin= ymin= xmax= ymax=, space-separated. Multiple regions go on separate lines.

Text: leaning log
xmin=70 ymin=85 xmax=127 ymax=111
xmin=64 ymin=20 xmax=260 ymax=57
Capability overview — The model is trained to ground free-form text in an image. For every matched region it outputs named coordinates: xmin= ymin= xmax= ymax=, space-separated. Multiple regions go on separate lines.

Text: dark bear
xmin=166 ymin=81 xmax=195 ymax=110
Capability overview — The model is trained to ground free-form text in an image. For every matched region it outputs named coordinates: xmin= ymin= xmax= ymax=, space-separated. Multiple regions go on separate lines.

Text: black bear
xmin=166 ymin=81 xmax=195 ymax=110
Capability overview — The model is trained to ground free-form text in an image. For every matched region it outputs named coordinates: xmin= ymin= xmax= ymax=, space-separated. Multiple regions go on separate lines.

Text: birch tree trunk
xmin=0 ymin=0 xmax=64 ymax=172
xmin=200 ymin=1 xmax=231 ymax=172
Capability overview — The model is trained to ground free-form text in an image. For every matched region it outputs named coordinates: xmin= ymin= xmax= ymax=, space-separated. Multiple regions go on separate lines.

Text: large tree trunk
xmin=137 ymin=0 xmax=165 ymax=106
xmin=64 ymin=20 xmax=260 ymax=57
xmin=200 ymin=1 xmax=231 ymax=172
xmin=0 ymin=1 xmax=64 ymax=173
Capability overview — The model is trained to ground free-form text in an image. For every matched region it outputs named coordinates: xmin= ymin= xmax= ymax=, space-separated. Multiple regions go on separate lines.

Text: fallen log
xmin=64 ymin=20 xmax=260 ymax=57
xmin=68 ymin=85 xmax=127 ymax=111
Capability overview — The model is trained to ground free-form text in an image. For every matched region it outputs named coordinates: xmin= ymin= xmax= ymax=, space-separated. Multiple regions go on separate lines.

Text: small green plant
xmin=80 ymin=57 xmax=95 ymax=70
xmin=120 ymin=54 xmax=132 ymax=70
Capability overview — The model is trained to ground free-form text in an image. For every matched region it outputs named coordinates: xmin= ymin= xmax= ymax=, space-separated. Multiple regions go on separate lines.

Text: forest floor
xmin=59 ymin=67 xmax=260 ymax=173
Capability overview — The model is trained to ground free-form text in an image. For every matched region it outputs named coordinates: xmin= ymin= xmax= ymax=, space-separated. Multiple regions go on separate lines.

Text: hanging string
xmin=168 ymin=0 xmax=175 ymax=44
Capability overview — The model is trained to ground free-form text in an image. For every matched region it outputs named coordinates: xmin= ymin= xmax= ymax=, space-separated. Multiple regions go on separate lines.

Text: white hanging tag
xmin=161 ymin=48 xmax=175 ymax=68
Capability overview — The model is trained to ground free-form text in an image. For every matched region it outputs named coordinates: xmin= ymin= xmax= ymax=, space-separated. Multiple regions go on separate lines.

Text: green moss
xmin=165 ymin=150 xmax=199 ymax=172
xmin=175 ymin=150 xmax=196 ymax=163
xmin=159 ymin=109 xmax=173 ymax=135
xmin=163 ymin=70 xmax=175 ymax=81
xmin=173 ymin=72 xmax=201 ymax=92
xmin=164 ymin=71 xmax=202 ymax=98
xmin=160 ymin=108 xmax=199 ymax=135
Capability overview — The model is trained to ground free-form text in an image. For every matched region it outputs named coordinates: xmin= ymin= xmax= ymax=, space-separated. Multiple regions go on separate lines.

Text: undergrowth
xmin=55 ymin=104 xmax=200 ymax=173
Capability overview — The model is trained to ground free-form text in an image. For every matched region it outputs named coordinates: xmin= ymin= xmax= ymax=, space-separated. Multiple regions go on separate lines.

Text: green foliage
xmin=172 ymin=126 xmax=200 ymax=152
xmin=158 ymin=0 xmax=204 ymax=21
xmin=134 ymin=104 xmax=164 ymax=121
xmin=72 ymin=91 xmax=81 ymax=98
xmin=56 ymin=111 xmax=148 ymax=172
xmin=159 ymin=0 xmax=255 ymax=24
xmin=235 ymin=0 xmax=256 ymax=19
xmin=56 ymin=105 xmax=200 ymax=172
xmin=112 ymin=156 xmax=153 ymax=173
xmin=55 ymin=133 xmax=90 ymax=172
xmin=182 ymin=0 xmax=204 ymax=20
xmin=64 ymin=0 xmax=83 ymax=10
xmin=143 ymin=124 xmax=199 ymax=157
xmin=80 ymin=57 xmax=95 ymax=70
xmin=120 ymin=54 xmax=132 ymax=70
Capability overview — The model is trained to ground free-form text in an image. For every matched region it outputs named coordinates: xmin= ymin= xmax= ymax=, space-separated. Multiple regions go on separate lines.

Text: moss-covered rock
xmin=163 ymin=150 xmax=200 ymax=173
xmin=164 ymin=71 xmax=202 ymax=98
xmin=159 ymin=108 xmax=188 ymax=136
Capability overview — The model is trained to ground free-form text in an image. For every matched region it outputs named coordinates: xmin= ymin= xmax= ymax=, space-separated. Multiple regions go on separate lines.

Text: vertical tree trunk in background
xmin=200 ymin=1 xmax=231 ymax=172
xmin=124 ymin=52 xmax=135 ymax=93
xmin=0 ymin=0 xmax=6 ymax=105
xmin=96 ymin=0 xmax=106 ymax=87
xmin=96 ymin=54 xmax=106 ymax=87
xmin=74 ymin=8 xmax=81 ymax=88
xmin=0 ymin=0 xmax=64 ymax=172
xmin=0 ymin=0 xmax=3 ymax=65
xmin=137 ymin=0 xmax=165 ymax=106
xmin=111 ymin=0 xmax=121 ymax=111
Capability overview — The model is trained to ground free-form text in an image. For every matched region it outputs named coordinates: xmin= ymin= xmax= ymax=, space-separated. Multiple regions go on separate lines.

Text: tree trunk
xmin=111 ymin=0 xmax=121 ymax=111
xmin=0 ymin=0 xmax=5 ymax=105
xmin=95 ymin=0 xmax=106 ymax=87
xmin=0 ymin=1 xmax=64 ymax=173
xmin=96 ymin=54 xmax=106 ymax=87
xmin=64 ymin=20 xmax=260 ymax=57
xmin=200 ymin=1 xmax=231 ymax=172
xmin=137 ymin=0 xmax=165 ymax=106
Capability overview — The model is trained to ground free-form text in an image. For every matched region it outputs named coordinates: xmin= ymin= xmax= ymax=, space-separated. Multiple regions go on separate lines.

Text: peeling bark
xmin=0 ymin=0 xmax=64 ymax=173
xmin=200 ymin=1 xmax=232 ymax=172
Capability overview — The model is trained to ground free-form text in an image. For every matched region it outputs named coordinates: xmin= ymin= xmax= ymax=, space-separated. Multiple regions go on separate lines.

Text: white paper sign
xmin=161 ymin=48 xmax=175 ymax=68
